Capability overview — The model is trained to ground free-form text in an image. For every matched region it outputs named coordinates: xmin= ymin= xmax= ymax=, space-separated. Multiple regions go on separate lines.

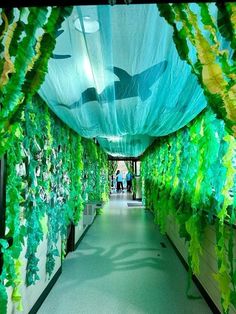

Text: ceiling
xmin=38 ymin=3 xmax=209 ymax=157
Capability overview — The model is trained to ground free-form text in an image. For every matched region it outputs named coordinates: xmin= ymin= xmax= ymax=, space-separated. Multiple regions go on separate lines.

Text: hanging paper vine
xmin=0 ymin=6 xmax=73 ymax=158
xmin=141 ymin=107 xmax=236 ymax=313
xmin=81 ymin=138 xmax=109 ymax=204
xmin=157 ymin=3 xmax=236 ymax=136
xmin=0 ymin=92 xmax=109 ymax=313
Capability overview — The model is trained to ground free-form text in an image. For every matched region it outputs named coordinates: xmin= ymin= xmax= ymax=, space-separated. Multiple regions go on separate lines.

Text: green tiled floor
xmin=38 ymin=193 xmax=212 ymax=314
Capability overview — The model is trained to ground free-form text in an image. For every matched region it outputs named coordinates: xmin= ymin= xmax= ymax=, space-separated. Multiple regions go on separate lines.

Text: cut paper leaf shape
xmin=0 ymin=285 xmax=7 ymax=314
xmin=157 ymin=3 xmax=236 ymax=136
xmin=0 ymin=16 xmax=16 ymax=88
xmin=40 ymin=214 xmax=48 ymax=235
xmin=224 ymin=84 xmax=236 ymax=121
xmin=202 ymin=63 xmax=227 ymax=94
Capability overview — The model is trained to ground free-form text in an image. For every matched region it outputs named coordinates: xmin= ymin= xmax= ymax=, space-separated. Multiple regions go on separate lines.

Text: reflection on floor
xmin=38 ymin=193 xmax=212 ymax=314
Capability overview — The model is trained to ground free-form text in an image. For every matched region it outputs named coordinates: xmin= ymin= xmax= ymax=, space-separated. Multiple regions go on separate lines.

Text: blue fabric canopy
xmin=39 ymin=3 xmax=208 ymax=157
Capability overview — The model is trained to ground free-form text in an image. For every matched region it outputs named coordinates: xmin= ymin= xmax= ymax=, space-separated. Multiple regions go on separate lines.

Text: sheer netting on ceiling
xmin=38 ymin=3 xmax=218 ymax=157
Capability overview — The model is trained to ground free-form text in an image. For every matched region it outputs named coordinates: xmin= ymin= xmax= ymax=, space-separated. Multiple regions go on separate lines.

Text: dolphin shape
xmin=52 ymin=29 xmax=71 ymax=60
xmin=58 ymin=60 xmax=167 ymax=109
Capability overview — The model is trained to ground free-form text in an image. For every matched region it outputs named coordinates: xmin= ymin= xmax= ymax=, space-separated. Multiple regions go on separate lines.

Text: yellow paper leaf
xmin=27 ymin=35 xmax=42 ymax=72
xmin=202 ymin=63 xmax=226 ymax=94
xmin=230 ymin=4 xmax=236 ymax=26
xmin=0 ymin=17 xmax=17 ymax=87
xmin=232 ymin=125 xmax=236 ymax=137
xmin=223 ymin=84 xmax=236 ymax=121
xmin=195 ymin=36 xmax=215 ymax=65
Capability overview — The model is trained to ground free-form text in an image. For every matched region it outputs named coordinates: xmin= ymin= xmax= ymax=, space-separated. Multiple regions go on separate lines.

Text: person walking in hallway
xmin=126 ymin=171 xmax=133 ymax=192
xmin=116 ymin=170 xmax=124 ymax=193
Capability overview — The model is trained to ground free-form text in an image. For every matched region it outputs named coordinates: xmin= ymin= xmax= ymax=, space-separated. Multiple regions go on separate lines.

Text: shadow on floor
xmin=63 ymin=241 xmax=164 ymax=283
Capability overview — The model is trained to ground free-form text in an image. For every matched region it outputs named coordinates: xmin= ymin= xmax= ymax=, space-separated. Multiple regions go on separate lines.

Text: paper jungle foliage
xmin=141 ymin=107 xmax=236 ymax=313
xmin=157 ymin=3 xmax=236 ymax=137
xmin=0 ymin=6 xmax=107 ymax=313
xmin=0 ymin=6 xmax=72 ymax=313
xmin=0 ymin=94 xmax=109 ymax=313
xmin=81 ymin=138 xmax=109 ymax=204
xmin=0 ymin=3 xmax=236 ymax=314
xmin=108 ymin=160 xmax=118 ymax=177
xmin=0 ymin=6 xmax=73 ymax=160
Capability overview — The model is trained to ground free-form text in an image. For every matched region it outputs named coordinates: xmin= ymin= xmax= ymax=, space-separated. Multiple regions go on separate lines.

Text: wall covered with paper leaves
xmin=81 ymin=138 xmax=109 ymax=204
xmin=141 ymin=107 xmax=236 ymax=313
xmin=0 ymin=94 xmax=109 ymax=313
xmin=0 ymin=6 xmax=73 ymax=158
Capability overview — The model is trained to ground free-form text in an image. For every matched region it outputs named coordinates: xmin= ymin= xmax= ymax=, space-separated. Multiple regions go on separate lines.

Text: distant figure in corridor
xmin=116 ymin=170 xmax=124 ymax=193
xmin=126 ymin=171 xmax=133 ymax=192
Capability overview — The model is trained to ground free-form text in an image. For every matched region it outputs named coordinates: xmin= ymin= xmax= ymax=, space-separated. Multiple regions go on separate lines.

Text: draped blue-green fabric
xmin=38 ymin=4 xmax=212 ymax=157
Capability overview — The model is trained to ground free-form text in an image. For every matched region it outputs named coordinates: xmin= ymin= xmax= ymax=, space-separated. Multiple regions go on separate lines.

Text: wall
xmin=0 ymin=94 xmax=109 ymax=314
xmin=141 ymin=107 xmax=236 ymax=313
xmin=7 ymin=236 xmax=61 ymax=314
xmin=166 ymin=215 xmax=236 ymax=314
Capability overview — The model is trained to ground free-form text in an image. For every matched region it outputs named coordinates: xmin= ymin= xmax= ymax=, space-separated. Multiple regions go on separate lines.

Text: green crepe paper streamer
xmin=0 ymin=6 xmax=73 ymax=160
xmin=198 ymin=3 xmax=236 ymax=107
xmin=108 ymin=160 xmax=117 ymax=176
xmin=191 ymin=110 xmax=223 ymax=216
xmin=177 ymin=128 xmax=191 ymax=209
xmin=4 ymin=119 xmax=26 ymax=310
xmin=23 ymin=7 xmax=73 ymax=100
xmin=81 ymin=138 xmax=109 ymax=203
xmin=0 ymin=284 xmax=8 ymax=314
xmin=0 ymin=239 xmax=9 ymax=250
xmin=0 ymin=8 xmax=49 ymax=126
xmin=3 ymin=84 xmax=109 ymax=299
xmin=12 ymin=259 xmax=23 ymax=311
xmin=40 ymin=215 xmax=48 ymax=235
xmin=170 ymin=130 xmax=183 ymax=198
xmin=228 ymin=225 xmax=236 ymax=309
xmin=231 ymin=291 xmax=236 ymax=309
xmin=155 ymin=137 xmax=173 ymax=234
xmin=0 ymin=9 xmax=14 ymax=77
xmin=216 ymin=3 xmax=235 ymax=50
xmin=156 ymin=3 xmax=236 ymax=136
xmin=157 ymin=3 xmax=175 ymax=25
xmin=1 ymin=69 xmax=110 ymax=313
xmin=141 ymin=107 xmax=235 ymax=312
xmin=185 ymin=256 xmax=202 ymax=300
xmin=24 ymin=99 xmax=46 ymax=286
xmin=218 ymin=134 xmax=236 ymax=223
xmin=185 ymin=215 xmax=203 ymax=275
xmin=214 ymin=223 xmax=232 ymax=313
xmin=46 ymin=248 xmax=59 ymax=277
xmin=26 ymin=255 xmax=40 ymax=286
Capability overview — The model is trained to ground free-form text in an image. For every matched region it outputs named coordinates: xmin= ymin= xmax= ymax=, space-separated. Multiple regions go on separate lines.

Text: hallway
xmin=38 ymin=194 xmax=212 ymax=314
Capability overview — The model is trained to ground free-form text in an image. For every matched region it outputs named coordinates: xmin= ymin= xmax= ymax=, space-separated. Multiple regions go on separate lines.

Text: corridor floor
xmin=38 ymin=193 xmax=212 ymax=314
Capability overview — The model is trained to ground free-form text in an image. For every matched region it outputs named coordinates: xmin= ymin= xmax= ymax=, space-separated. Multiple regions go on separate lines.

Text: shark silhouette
xmin=58 ymin=60 xmax=167 ymax=109
xmin=52 ymin=29 xmax=71 ymax=60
